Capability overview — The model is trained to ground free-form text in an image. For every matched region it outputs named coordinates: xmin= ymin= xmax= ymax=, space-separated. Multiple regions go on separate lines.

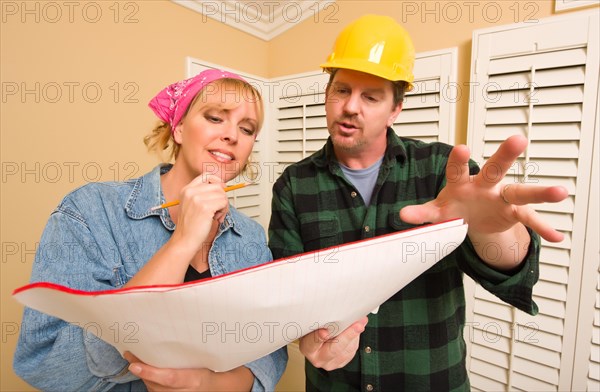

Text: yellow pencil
xmin=149 ymin=183 xmax=252 ymax=211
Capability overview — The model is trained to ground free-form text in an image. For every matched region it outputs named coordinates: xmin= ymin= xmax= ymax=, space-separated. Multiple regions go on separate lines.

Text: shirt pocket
xmin=299 ymin=214 xmax=341 ymax=252
xmin=111 ymin=264 xmax=132 ymax=288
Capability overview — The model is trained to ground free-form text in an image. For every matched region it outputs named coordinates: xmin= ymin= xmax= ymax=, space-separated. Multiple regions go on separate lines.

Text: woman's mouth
xmin=210 ymin=150 xmax=234 ymax=162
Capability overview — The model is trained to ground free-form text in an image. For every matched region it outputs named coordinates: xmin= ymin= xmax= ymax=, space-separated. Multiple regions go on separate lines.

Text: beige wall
xmin=1 ymin=1 xmax=596 ymax=390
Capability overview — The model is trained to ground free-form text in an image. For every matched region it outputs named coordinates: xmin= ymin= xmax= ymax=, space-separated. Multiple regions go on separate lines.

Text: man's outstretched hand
xmin=400 ymin=135 xmax=568 ymax=243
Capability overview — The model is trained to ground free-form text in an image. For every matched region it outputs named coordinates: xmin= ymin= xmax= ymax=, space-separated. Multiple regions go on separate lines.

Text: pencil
xmin=149 ymin=183 xmax=252 ymax=211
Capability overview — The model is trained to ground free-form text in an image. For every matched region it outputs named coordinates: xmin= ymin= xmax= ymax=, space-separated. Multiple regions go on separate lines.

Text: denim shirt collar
xmin=124 ymin=164 xmax=241 ymax=235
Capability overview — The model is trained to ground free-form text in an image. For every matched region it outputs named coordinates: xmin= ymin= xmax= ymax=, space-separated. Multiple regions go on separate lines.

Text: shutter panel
xmin=466 ymin=10 xmax=599 ymax=391
xmin=273 ymin=73 xmax=328 ymax=177
xmin=572 ymin=82 xmax=600 ymax=391
xmin=395 ymin=48 xmax=457 ymax=144
xmin=588 ymin=281 xmax=600 ymax=391
xmin=272 ymin=48 xmax=459 ymax=178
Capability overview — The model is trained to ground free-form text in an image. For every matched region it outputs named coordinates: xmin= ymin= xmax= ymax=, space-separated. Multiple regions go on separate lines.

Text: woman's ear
xmin=173 ymin=123 xmax=183 ymax=144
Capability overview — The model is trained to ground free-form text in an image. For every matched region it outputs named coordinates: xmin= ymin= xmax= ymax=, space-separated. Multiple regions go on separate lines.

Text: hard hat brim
xmin=320 ymin=58 xmax=414 ymax=91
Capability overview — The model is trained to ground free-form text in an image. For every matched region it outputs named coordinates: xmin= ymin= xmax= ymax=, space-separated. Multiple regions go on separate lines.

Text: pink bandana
xmin=148 ymin=69 xmax=247 ymax=132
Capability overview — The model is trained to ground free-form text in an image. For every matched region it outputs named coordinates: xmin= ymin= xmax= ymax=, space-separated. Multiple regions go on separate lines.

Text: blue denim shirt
xmin=14 ymin=164 xmax=288 ymax=392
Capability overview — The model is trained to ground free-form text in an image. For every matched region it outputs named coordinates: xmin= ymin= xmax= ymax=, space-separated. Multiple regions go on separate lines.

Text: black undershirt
xmin=184 ymin=265 xmax=212 ymax=282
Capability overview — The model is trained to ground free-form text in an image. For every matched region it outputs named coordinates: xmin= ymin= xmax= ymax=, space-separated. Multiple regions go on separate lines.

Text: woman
xmin=13 ymin=69 xmax=287 ymax=391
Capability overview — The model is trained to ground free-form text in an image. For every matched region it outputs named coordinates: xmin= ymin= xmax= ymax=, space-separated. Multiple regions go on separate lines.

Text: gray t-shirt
xmin=339 ymin=157 xmax=384 ymax=205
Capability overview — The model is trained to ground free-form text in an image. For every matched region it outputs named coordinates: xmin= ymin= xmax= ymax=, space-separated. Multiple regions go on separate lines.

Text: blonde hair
xmin=144 ymin=78 xmax=264 ymax=163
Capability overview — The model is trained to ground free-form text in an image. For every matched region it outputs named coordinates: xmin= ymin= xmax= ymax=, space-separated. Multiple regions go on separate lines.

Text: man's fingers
xmin=317 ymin=327 xmax=333 ymax=342
xmin=514 ymin=206 xmax=565 ymax=243
xmin=445 ymin=145 xmax=471 ymax=186
xmin=545 ymin=186 xmax=570 ymax=203
xmin=399 ymin=204 xmax=440 ymax=225
xmin=476 ymin=135 xmax=528 ymax=188
xmin=321 ymin=337 xmax=361 ymax=371
xmin=334 ymin=318 xmax=368 ymax=342
xmin=299 ymin=330 xmax=327 ymax=357
xmin=504 ymin=184 xmax=568 ymax=205
xmin=300 ymin=317 xmax=368 ymax=370
xmin=316 ymin=318 xmax=368 ymax=370
xmin=321 ymin=319 xmax=367 ymax=357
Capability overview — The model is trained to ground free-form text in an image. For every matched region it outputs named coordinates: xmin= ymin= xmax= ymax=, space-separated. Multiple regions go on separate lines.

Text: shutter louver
xmin=394 ymin=49 xmax=457 ymax=144
xmin=275 ymin=84 xmax=328 ymax=177
xmin=466 ymin=11 xmax=599 ymax=391
xmin=395 ymin=80 xmax=441 ymax=143
xmin=589 ymin=281 xmax=600 ymax=390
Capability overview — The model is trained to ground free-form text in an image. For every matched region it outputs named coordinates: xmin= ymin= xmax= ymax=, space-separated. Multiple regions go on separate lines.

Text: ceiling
xmin=172 ymin=0 xmax=336 ymax=41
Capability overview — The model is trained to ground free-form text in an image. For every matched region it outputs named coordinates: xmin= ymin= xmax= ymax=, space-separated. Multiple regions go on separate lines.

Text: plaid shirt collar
xmin=310 ymin=128 xmax=408 ymax=172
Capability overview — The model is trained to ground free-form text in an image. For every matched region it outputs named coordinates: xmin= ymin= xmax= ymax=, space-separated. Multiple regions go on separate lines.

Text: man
xmin=268 ymin=15 xmax=567 ymax=391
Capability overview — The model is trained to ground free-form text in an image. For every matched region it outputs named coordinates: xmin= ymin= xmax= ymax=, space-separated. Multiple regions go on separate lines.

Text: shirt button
xmin=351 ymin=191 xmax=357 ymax=198
xmin=364 ymin=226 xmax=370 ymax=232
xmin=366 ymin=384 xmax=374 ymax=391
xmin=364 ymin=346 xmax=372 ymax=354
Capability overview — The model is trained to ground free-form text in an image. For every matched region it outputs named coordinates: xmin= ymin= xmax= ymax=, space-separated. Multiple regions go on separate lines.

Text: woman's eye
xmin=241 ymin=127 xmax=256 ymax=136
xmin=206 ymin=115 xmax=222 ymax=123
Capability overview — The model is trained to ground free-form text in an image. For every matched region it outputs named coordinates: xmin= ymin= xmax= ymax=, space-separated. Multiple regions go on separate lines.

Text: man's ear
xmin=387 ymin=102 xmax=403 ymax=127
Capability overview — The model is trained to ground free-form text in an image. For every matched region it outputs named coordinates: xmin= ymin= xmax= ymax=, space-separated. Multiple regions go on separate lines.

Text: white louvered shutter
xmin=588 ymin=279 xmax=600 ymax=390
xmin=572 ymin=111 xmax=600 ymax=391
xmin=187 ymin=59 xmax=271 ymax=227
xmin=272 ymin=72 xmax=329 ymax=177
xmin=271 ymin=48 xmax=459 ymax=178
xmin=396 ymin=48 xmax=457 ymax=144
xmin=466 ymin=10 xmax=599 ymax=391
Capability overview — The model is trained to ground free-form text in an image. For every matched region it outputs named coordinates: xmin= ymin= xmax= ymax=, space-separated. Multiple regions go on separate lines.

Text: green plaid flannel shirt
xmin=268 ymin=129 xmax=540 ymax=392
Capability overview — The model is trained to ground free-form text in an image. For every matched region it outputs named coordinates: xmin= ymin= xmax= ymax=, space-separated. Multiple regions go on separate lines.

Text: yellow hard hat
xmin=320 ymin=14 xmax=415 ymax=90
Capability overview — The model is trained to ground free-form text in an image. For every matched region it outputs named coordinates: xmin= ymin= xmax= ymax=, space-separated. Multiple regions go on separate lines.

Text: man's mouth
xmin=338 ymin=121 xmax=360 ymax=132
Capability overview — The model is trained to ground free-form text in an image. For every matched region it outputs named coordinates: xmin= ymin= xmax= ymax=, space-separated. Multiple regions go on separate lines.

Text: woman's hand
xmin=170 ymin=174 xmax=230 ymax=255
xmin=124 ymin=352 xmax=253 ymax=391
xmin=124 ymin=174 xmax=230 ymax=287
